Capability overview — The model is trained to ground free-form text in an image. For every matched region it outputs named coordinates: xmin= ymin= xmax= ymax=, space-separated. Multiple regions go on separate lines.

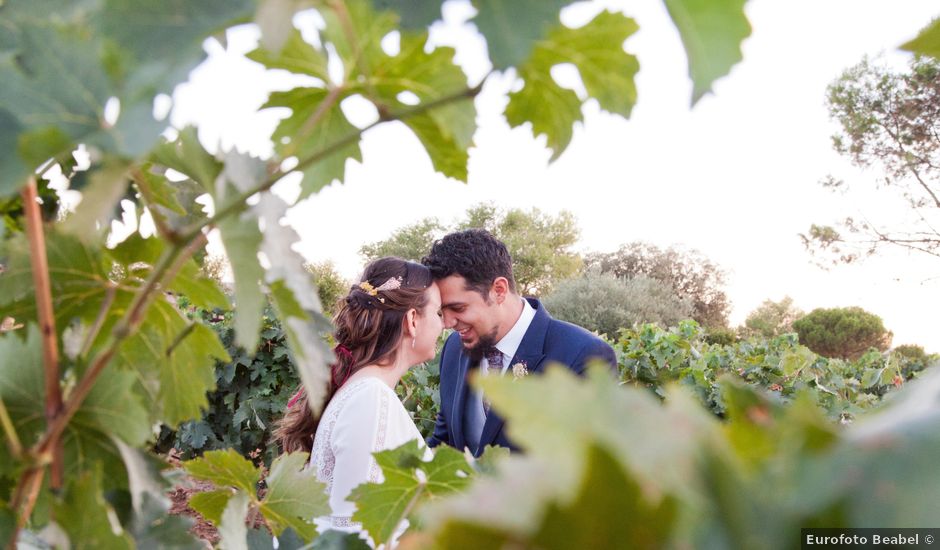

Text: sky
xmin=169 ymin=0 xmax=940 ymax=350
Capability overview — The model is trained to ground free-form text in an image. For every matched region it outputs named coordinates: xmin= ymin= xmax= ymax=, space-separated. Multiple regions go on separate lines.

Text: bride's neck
xmin=349 ymin=355 xmax=411 ymax=390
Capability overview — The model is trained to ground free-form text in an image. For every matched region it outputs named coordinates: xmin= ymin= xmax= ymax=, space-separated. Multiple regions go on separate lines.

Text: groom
xmin=422 ymin=229 xmax=616 ymax=457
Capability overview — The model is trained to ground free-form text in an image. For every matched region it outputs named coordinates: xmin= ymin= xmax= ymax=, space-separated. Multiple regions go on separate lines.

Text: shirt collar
xmin=494 ymin=298 xmax=535 ymax=362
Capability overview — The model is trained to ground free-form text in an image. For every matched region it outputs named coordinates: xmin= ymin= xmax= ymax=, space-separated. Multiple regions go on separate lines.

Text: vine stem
xmin=20 ymin=177 xmax=63 ymax=490
xmin=9 ymin=76 xmax=485 ymax=538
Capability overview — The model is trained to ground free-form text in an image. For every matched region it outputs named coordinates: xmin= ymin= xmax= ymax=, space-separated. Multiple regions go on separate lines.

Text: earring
xmin=412 ymin=337 xmax=416 ymax=349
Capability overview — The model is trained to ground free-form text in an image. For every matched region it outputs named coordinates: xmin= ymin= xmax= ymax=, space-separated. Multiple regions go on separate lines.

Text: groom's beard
xmin=465 ymin=326 xmax=499 ymax=363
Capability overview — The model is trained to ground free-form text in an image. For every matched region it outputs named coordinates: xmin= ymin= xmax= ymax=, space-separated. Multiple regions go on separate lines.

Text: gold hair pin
xmin=359 ymin=276 xmax=403 ymax=303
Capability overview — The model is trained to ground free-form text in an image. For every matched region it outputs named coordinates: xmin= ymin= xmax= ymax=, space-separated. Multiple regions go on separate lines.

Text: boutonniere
xmin=511 ymin=361 xmax=528 ymax=380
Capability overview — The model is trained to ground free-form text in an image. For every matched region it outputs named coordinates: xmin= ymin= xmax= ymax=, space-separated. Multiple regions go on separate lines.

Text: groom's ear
xmin=491 ymin=277 xmax=510 ymax=304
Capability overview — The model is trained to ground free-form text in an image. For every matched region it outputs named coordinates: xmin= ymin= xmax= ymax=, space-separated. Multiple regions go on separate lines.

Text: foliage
xmin=156 ymin=307 xmax=300 ymax=466
xmin=362 ymin=203 xmax=581 ymax=296
xmin=803 ymin=55 xmax=940 ymax=264
xmin=609 ymin=320 xmax=934 ymax=422
xmin=359 ymin=218 xmax=445 ymax=263
xmin=348 ymin=439 xmax=474 ymax=547
xmin=402 ymin=365 xmax=940 ymax=548
xmin=792 ymin=306 xmax=892 ymax=360
xmin=585 ymin=242 xmax=731 ymax=328
xmin=304 ymin=261 xmax=349 ymax=317
xmin=185 ymin=450 xmax=328 ymax=542
xmin=542 ymin=270 xmax=692 ymax=337
xmin=742 ymin=295 xmax=804 ymax=338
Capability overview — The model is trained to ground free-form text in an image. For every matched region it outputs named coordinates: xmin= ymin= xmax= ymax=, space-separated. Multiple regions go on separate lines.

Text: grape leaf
xmin=151 ymin=127 xmax=223 ymax=194
xmin=60 ymin=160 xmax=132 ymax=243
xmin=506 ymin=11 xmax=639 ymax=160
xmin=258 ymin=452 xmax=329 ymax=540
xmin=470 ymin=0 xmax=567 ymax=70
xmin=246 ymin=28 xmax=329 ymax=82
xmin=0 ymin=325 xmax=150 ymax=484
xmin=53 ymin=467 xmax=135 ymax=550
xmin=372 ymin=0 xmax=442 ymax=30
xmin=189 ymin=489 xmax=235 ymax=526
xmin=262 ymin=87 xmax=361 ymax=198
xmin=212 ymin=153 xmax=267 ymax=351
xmin=662 ymin=0 xmax=752 ymax=104
xmin=349 ymin=440 xmax=473 ymax=546
xmin=901 ymin=19 xmax=940 ymax=59
xmin=320 ymin=0 xmax=397 ymax=77
xmin=269 ymin=281 xmax=334 ymax=417
xmin=185 ymin=449 xmax=261 ymax=494
xmin=219 ymin=491 xmax=251 ymax=550
xmin=434 ymin=444 xmax=677 ymax=549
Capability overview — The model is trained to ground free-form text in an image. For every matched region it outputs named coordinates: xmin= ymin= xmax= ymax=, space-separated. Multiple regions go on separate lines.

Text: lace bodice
xmin=309 ymin=376 xmax=425 ymax=542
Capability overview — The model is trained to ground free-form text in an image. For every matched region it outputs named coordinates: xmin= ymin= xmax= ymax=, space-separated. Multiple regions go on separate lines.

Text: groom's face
xmin=437 ymin=275 xmax=500 ymax=355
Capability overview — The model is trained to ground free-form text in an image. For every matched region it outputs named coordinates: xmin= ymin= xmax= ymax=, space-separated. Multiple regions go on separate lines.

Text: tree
xmin=803 ymin=55 xmax=940 ymax=265
xmin=585 ymin=242 xmax=730 ymax=328
xmin=542 ymin=270 xmax=693 ymax=337
xmin=362 ymin=203 xmax=581 ymax=296
xmin=458 ymin=204 xmax=581 ymax=296
xmin=304 ymin=261 xmax=348 ymax=316
xmin=741 ymin=296 xmax=803 ymax=338
xmin=359 ymin=218 xmax=445 ymax=262
xmin=792 ymin=306 xmax=892 ymax=360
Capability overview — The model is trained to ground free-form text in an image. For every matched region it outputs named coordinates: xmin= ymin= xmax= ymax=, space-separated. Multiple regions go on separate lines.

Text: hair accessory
xmin=287 ymin=388 xmax=303 ymax=408
xmin=358 ymin=276 xmax=403 ymax=303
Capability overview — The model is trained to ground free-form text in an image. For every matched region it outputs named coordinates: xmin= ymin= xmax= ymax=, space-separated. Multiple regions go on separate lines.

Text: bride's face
xmin=412 ymin=282 xmax=444 ymax=363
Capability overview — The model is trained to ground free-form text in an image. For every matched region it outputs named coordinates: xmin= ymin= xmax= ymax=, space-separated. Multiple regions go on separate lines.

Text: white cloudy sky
xmin=170 ymin=0 xmax=939 ymax=350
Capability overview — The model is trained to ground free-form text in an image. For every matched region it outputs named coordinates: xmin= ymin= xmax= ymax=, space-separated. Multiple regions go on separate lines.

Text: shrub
xmin=543 ymin=270 xmax=693 ymax=337
xmin=793 ymin=306 xmax=891 ymax=360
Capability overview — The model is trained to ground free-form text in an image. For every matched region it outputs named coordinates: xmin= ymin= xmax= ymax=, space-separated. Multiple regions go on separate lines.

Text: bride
xmin=273 ymin=257 xmax=443 ymax=541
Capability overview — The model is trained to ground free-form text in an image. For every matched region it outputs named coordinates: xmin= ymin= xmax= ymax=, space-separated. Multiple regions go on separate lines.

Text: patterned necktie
xmin=484 ymin=347 xmax=504 ymax=375
xmin=482 ymin=347 xmax=503 ymax=415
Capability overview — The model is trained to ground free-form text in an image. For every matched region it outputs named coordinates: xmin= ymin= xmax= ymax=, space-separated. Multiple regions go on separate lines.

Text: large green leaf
xmin=901 ymin=19 xmax=940 ymax=59
xmin=506 ymin=12 xmax=639 ymax=160
xmin=269 ymin=281 xmax=334 ymax=417
xmin=53 ymin=467 xmax=135 ymax=550
xmin=372 ymin=0 xmax=442 ymax=29
xmin=434 ymin=444 xmax=678 ymax=549
xmin=219 ymin=491 xmax=251 ymax=550
xmin=662 ymin=0 xmax=752 ymax=104
xmin=20 ymin=232 xmax=230 ymax=426
xmin=348 ymin=439 xmax=473 ymax=546
xmin=212 ymin=152 xmax=268 ymax=351
xmin=60 ymin=160 xmax=132 ymax=243
xmin=262 ymin=87 xmax=362 ymax=198
xmin=185 ymin=449 xmax=261 ymax=495
xmin=0 ymin=325 xmax=150 ymax=483
xmin=258 ymin=452 xmax=329 ymax=540
xmin=151 ymin=127 xmax=223 ymax=194
xmin=246 ymin=28 xmax=329 ymax=82
xmin=320 ymin=0 xmax=397 ymax=78
xmin=369 ymin=34 xmax=475 ymax=181
xmin=470 ymin=0 xmax=567 ymax=70
xmin=189 ymin=489 xmax=235 ymax=527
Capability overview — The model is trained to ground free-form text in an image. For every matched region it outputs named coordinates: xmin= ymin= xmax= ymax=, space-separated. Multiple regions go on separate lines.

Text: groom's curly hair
xmin=422 ymin=229 xmax=516 ymax=298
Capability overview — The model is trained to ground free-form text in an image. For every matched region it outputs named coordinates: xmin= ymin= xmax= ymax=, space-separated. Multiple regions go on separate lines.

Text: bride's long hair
xmin=273 ymin=257 xmax=433 ymax=454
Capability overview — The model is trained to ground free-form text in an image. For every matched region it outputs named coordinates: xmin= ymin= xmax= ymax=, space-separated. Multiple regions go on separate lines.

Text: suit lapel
xmin=477 ymin=299 xmax=549 ymax=452
xmin=450 ymin=350 xmax=471 ymax=449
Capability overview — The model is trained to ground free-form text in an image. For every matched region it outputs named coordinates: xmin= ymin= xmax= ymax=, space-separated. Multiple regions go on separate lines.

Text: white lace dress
xmin=309 ymin=376 xmax=426 ymax=544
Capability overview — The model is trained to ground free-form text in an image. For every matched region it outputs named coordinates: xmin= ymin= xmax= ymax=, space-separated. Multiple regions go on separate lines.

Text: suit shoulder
xmin=545 ymin=317 xmax=608 ymax=347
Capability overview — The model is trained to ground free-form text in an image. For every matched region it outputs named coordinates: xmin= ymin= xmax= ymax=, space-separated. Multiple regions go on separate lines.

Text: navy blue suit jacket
xmin=426 ymin=298 xmax=617 ymax=456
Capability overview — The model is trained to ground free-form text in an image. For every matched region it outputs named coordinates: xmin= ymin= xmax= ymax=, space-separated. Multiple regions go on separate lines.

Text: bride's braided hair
xmin=273 ymin=257 xmax=432 ymax=454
